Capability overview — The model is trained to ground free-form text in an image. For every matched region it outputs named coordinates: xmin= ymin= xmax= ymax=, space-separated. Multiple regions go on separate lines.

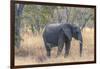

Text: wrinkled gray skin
xmin=43 ymin=23 xmax=83 ymax=58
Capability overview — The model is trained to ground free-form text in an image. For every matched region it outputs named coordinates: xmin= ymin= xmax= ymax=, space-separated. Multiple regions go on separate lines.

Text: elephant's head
xmin=72 ymin=26 xmax=83 ymax=56
xmin=62 ymin=24 xmax=83 ymax=57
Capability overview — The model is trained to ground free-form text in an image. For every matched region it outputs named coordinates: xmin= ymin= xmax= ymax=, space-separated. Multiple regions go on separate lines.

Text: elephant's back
xmin=44 ymin=23 xmax=61 ymax=32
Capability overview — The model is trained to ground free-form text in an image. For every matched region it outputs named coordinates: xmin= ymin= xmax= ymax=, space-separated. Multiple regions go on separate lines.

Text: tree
xmin=15 ymin=4 xmax=24 ymax=48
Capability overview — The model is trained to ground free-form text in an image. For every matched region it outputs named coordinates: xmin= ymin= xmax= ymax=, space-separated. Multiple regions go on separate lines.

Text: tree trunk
xmin=53 ymin=7 xmax=68 ymax=23
xmin=15 ymin=4 xmax=24 ymax=48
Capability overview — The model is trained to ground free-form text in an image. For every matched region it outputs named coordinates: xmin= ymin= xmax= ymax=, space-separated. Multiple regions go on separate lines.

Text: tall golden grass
xmin=15 ymin=28 xmax=94 ymax=65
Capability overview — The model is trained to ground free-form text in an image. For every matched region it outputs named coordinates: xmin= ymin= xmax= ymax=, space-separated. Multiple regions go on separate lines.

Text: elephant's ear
xmin=62 ymin=27 xmax=72 ymax=40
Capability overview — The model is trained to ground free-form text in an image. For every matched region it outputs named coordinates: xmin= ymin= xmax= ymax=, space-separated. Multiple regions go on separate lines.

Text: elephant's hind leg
xmin=45 ymin=43 xmax=51 ymax=58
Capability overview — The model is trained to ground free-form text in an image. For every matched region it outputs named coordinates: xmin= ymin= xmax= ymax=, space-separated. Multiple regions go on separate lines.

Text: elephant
xmin=43 ymin=23 xmax=83 ymax=58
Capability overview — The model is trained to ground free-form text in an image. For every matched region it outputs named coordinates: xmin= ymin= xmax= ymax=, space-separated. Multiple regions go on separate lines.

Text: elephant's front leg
xmin=47 ymin=48 xmax=51 ymax=58
xmin=64 ymin=41 xmax=71 ymax=57
xmin=57 ymin=36 xmax=64 ymax=57
xmin=57 ymin=45 xmax=64 ymax=57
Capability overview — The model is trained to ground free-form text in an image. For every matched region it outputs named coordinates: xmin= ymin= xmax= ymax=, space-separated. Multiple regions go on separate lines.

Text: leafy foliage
xmin=15 ymin=4 xmax=94 ymax=47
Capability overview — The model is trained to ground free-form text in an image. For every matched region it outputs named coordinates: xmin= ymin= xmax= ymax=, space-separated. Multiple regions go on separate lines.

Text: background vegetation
xmin=15 ymin=4 xmax=95 ymax=65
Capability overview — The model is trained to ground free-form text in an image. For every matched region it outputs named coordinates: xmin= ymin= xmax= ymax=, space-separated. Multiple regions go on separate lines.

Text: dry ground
xmin=15 ymin=28 xmax=95 ymax=65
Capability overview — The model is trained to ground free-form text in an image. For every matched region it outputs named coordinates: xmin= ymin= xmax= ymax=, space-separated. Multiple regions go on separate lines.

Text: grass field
xmin=15 ymin=28 xmax=94 ymax=65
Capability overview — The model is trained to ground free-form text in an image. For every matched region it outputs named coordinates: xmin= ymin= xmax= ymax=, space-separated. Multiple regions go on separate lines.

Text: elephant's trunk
xmin=79 ymin=33 xmax=83 ymax=57
xmin=79 ymin=40 xmax=83 ymax=57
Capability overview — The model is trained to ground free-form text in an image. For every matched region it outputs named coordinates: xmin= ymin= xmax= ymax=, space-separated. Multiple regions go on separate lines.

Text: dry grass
xmin=15 ymin=28 xmax=94 ymax=65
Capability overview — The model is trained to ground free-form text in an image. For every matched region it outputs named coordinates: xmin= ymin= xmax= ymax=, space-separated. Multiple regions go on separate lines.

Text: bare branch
xmin=81 ymin=14 xmax=93 ymax=31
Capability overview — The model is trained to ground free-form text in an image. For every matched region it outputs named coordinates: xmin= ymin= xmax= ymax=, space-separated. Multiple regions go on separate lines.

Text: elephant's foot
xmin=47 ymin=54 xmax=51 ymax=58
xmin=56 ymin=51 xmax=61 ymax=58
xmin=56 ymin=53 xmax=59 ymax=57
xmin=64 ymin=52 xmax=69 ymax=58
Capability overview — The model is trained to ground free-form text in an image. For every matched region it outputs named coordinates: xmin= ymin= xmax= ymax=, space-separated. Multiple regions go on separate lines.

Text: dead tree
xmin=81 ymin=14 xmax=93 ymax=30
